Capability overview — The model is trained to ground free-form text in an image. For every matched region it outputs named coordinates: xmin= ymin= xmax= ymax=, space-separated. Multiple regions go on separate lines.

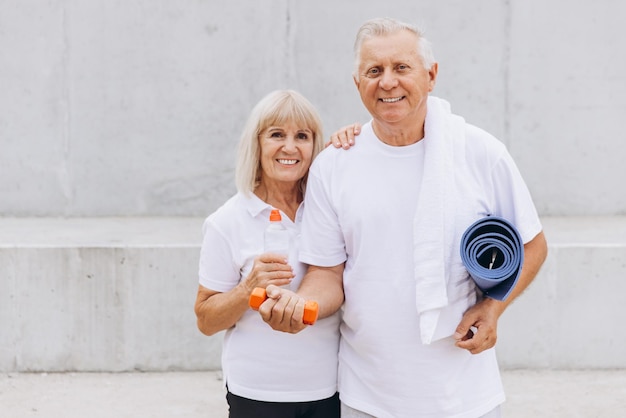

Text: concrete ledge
xmin=1 ymin=216 xmax=625 ymax=372
xmin=0 ymin=217 xmax=222 ymax=372
xmin=498 ymin=216 xmax=626 ymax=368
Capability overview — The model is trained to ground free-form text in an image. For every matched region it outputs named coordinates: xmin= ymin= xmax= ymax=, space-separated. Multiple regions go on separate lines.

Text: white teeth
xmin=381 ymin=97 xmax=402 ymax=103
xmin=277 ymin=159 xmax=297 ymax=165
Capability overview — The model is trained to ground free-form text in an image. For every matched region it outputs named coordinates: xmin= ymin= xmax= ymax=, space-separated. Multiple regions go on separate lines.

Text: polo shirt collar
xmin=241 ymin=191 xmax=304 ymax=223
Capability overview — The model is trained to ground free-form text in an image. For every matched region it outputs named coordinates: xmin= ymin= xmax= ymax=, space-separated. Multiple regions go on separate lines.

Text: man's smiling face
xmin=354 ymin=30 xmax=437 ymax=128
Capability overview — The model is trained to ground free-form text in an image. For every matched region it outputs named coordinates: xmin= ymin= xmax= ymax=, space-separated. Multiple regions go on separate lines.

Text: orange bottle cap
xmin=269 ymin=209 xmax=282 ymax=222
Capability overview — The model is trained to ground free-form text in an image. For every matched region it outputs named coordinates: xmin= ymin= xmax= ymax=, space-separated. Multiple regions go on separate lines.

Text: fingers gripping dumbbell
xmin=248 ymin=287 xmax=319 ymax=325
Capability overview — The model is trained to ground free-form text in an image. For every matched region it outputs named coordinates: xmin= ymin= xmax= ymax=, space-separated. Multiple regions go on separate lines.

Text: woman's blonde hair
xmin=235 ymin=90 xmax=325 ymax=195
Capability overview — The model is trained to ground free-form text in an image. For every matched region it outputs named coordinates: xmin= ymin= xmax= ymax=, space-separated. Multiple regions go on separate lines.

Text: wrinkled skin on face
xmin=354 ymin=30 xmax=438 ymax=145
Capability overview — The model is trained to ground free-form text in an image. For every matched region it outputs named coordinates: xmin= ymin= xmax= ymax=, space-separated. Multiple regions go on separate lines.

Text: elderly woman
xmin=194 ymin=90 xmax=348 ymax=418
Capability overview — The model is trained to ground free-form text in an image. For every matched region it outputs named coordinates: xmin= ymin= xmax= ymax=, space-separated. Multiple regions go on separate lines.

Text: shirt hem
xmin=227 ymin=381 xmax=338 ymax=403
xmin=339 ymin=392 xmax=505 ymax=418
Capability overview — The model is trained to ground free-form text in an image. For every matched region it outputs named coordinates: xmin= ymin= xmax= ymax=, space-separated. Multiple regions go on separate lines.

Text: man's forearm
xmin=493 ymin=230 xmax=548 ymax=316
xmin=298 ymin=264 xmax=345 ymax=319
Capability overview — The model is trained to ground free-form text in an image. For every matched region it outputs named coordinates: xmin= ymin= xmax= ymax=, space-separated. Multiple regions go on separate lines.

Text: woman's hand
xmin=241 ymin=253 xmax=294 ymax=293
xmin=256 ymin=284 xmax=310 ymax=334
xmin=326 ymin=123 xmax=361 ymax=149
xmin=194 ymin=254 xmax=294 ymax=336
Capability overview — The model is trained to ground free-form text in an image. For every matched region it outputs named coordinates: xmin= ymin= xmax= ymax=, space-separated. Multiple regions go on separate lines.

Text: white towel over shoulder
xmin=413 ymin=96 xmax=466 ymax=344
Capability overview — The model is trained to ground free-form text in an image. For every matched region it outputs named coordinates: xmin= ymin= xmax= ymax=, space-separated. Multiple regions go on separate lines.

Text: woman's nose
xmin=282 ymin=136 xmax=297 ymax=152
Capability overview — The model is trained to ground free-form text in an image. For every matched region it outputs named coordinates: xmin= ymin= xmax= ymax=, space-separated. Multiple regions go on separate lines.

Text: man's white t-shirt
xmin=299 ymin=120 xmax=542 ymax=418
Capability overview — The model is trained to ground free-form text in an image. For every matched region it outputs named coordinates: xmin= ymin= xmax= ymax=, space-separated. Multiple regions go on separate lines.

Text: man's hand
xmin=454 ymin=298 xmax=503 ymax=354
xmin=455 ymin=231 xmax=548 ymax=354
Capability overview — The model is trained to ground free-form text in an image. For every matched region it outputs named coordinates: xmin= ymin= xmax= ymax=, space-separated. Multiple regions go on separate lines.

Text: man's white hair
xmin=353 ymin=17 xmax=436 ymax=80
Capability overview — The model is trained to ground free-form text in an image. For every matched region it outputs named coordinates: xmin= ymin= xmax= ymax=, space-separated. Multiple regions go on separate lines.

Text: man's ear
xmin=428 ymin=62 xmax=439 ymax=91
xmin=353 ymin=74 xmax=360 ymax=89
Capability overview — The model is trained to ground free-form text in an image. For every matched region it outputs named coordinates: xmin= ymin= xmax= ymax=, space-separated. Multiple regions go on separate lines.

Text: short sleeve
xmin=491 ymin=150 xmax=543 ymax=243
xmin=299 ymin=159 xmax=347 ymax=267
xmin=198 ymin=218 xmax=241 ymax=292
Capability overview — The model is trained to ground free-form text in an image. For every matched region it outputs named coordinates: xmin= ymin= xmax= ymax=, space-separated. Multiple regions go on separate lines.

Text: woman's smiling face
xmin=258 ymin=122 xmax=315 ymax=187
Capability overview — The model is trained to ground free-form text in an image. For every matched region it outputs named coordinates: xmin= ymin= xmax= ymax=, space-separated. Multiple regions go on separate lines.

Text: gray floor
xmin=1 ymin=369 xmax=625 ymax=417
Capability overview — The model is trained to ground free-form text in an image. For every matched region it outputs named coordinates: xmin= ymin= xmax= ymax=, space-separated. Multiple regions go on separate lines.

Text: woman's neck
xmin=254 ymin=182 xmax=302 ymax=221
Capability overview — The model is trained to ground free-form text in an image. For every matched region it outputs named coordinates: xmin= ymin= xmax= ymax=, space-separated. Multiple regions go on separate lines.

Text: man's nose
xmin=379 ymin=70 xmax=398 ymax=90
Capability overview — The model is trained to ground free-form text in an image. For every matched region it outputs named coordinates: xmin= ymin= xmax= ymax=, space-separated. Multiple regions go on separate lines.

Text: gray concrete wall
xmin=2 ymin=0 xmax=625 ymax=217
xmin=2 ymin=1 xmax=625 ymax=373
xmin=0 ymin=218 xmax=221 ymax=372
xmin=1 ymin=216 xmax=625 ymax=372
xmin=498 ymin=216 xmax=626 ymax=369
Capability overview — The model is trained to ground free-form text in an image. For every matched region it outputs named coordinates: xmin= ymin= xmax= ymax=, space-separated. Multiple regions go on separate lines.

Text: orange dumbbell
xmin=248 ymin=287 xmax=319 ymax=325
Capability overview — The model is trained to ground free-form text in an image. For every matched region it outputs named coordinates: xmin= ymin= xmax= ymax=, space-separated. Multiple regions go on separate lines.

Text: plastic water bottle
xmin=264 ymin=209 xmax=290 ymax=256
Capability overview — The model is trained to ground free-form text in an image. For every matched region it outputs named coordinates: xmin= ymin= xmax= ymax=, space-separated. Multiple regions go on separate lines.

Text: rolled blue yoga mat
xmin=460 ymin=216 xmax=524 ymax=301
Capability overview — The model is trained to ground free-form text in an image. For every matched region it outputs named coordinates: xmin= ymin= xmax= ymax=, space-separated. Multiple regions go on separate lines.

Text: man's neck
xmin=372 ymin=119 xmax=425 ymax=146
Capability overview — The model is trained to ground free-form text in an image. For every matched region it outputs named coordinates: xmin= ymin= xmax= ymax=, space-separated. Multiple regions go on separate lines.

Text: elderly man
xmin=259 ymin=17 xmax=548 ymax=418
